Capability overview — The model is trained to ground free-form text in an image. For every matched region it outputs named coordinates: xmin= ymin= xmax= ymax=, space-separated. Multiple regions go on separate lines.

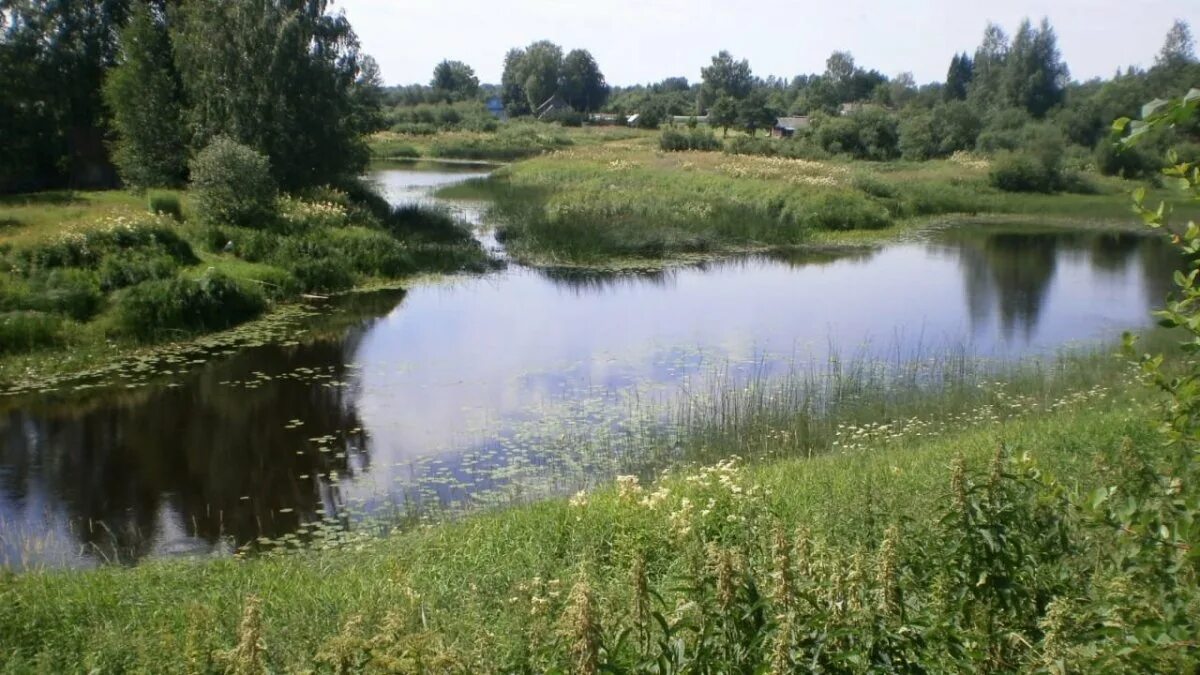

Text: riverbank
xmin=0 ymin=179 xmax=494 ymax=390
xmin=439 ymin=134 xmax=1178 ymax=266
xmin=0 ymin=346 xmax=1175 ymax=670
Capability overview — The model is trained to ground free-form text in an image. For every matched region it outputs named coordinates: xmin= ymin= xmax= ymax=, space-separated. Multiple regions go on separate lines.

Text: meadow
xmin=420 ymin=126 xmax=1182 ymax=266
xmin=0 ymin=185 xmax=492 ymax=386
xmin=1 ymin=333 xmax=1190 ymax=671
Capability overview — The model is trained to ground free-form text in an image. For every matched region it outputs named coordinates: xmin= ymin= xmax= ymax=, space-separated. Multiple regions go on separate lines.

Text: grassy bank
xmin=0 ymin=370 xmax=1172 ymax=671
xmin=0 ymin=187 xmax=493 ymax=388
xmin=436 ymin=135 xmax=1185 ymax=266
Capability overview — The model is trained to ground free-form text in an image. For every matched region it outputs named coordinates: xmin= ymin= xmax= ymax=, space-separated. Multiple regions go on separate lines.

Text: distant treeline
xmin=0 ymin=1 xmax=385 ymax=194
xmin=386 ymin=20 xmax=1199 ymax=175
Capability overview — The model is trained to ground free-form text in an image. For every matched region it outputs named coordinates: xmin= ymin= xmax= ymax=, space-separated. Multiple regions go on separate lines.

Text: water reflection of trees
xmin=946 ymin=229 xmax=1179 ymax=341
xmin=0 ymin=298 xmax=403 ymax=565
xmin=536 ymin=248 xmax=878 ymax=295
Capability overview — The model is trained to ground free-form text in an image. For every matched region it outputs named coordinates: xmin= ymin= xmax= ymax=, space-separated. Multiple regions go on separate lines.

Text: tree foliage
xmin=560 ymin=49 xmax=609 ymax=112
xmin=701 ymin=50 xmax=753 ymax=111
xmin=103 ymin=2 xmax=187 ymax=189
xmin=945 ymin=52 xmax=974 ymax=101
xmin=172 ymin=0 xmax=374 ymax=190
xmin=431 ymin=60 xmax=479 ymax=102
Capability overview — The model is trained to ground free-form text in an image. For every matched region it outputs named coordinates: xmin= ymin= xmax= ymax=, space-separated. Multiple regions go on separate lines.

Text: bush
xmin=382 ymin=205 xmax=473 ymax=244
xmin=0 ymin=311 xmax=63 ymax=354
xmin=801 ymin=192 xmax=893 ymax=230
xmin=989 ymin=152 xmax=1061 ymax=193
xmin=659 ymin=129 xmax=722 ymax=152
xmin=31 ymin=269 xmax=104 ymax=320
xmin=147 ymin=193 xmax=182 ymax=220
xmin=115 ymin=270 xmax=266 ymax=340
xmin=541 ymin=109 xmax=585 ymax=127
xmin=1095 ymin=141 xmax=1162 ymax=178
xmin=189 ymin=137 xmax=278 ymax=227
xmin=97 ymin=251 xmax=180 ymax=291
xmin=14 ymin=218 xmax=197 ymax=273
xmin=287 ymin=258 xmax=355 ymax=293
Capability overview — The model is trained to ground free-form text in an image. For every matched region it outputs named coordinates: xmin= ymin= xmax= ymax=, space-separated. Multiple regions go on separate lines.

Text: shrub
xmin=801 ymin=193 xmax=892 ymax=230
xmin=1094 ymin=141 xmax=1162 ymax=178
xmin=0 ymin=311 xmax=63 ymax=354
xmin=189 ymin=137 xmax=278 ymax=227
xmin=382 ymin=205 xmax=473 ymax=244
xmin=287 ymin=258 xmax=355 ymax=293
xmin=115 ymin=270 xmax=266 ymax=340
xmin=15 ymin=217 xmax=196 ymax=273
xmin=389 ymin=122 xmax=438 ymax=136
xmin=659 ymin=129 xmax=722 ymax=152
xmin=31 ymin=269 xmax=105 ymax=320
xmin=989 ymin=152 xmax=1062 ymax=193
xmin=541 ymin=109 xmax=585 ymax=127
xmin=147 ymin=192 xmax=183 ymax=220
xmin=97 ymin=251 xmax=180 ymax=291
xmin=898 ymin=112 xmax=937 ymax=161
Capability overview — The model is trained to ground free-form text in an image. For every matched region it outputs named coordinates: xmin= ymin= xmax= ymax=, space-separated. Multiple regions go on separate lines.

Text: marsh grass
xmin=0 ymin=363 xmax=1162 ymax=671
xmin=442 ymin=143 xmax=1176 ymax=265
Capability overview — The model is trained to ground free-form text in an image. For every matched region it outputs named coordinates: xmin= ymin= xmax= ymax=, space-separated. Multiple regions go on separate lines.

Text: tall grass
xmin=443 ymin=144 xmax=1155 ymax=265
xmin=0 ymin=370 xmax=1162 ymax=671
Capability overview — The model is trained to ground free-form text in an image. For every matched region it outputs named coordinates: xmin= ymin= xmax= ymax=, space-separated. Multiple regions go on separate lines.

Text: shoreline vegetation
xmin=0 ymin=183 xmax=496 ymax=389
xmin=4 ymin=0 xmax=1200 ymax=666
xmin=424 ymin=127 xmax=1187 ymax=266
xmin=0 ymin=333 xmax=1184 ymax=670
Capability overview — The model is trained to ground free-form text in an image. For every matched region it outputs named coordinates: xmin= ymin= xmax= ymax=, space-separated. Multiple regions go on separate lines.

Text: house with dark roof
xmin=771 ymin=116 xmax=811 ymax=138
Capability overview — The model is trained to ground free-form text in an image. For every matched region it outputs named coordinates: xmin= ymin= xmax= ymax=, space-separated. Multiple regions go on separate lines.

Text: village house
xmin=535 ymin=94 xmax=572 ymax=120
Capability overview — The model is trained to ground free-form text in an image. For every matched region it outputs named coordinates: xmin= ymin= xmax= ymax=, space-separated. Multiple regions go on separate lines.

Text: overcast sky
xmin=336 ymin=0 xmax=1197 ymax=88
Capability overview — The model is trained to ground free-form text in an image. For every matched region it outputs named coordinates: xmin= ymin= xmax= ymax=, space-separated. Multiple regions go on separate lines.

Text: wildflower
xmin=877 ymin=526 xmax=901 ymax=617
xmin=216 ymin=595 xmax=267 ymax=675
xmin=562 ymin=572 xmax=601 ymax=675
xmin=616 ymin=474 xmax=642 ymax=502
xmin=569 ymin=491 xmax=589 ymax=508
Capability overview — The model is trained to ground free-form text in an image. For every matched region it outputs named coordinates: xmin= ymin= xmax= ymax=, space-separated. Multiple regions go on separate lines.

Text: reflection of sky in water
xmin=0 ymin=163 xmax=1179 ymax=568
xmin=347 ymin=235 xmax=1165 ymax=483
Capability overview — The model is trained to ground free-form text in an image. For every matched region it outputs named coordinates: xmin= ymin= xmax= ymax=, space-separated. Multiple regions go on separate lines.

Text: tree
xmin=736 ymin=90 xmax=777 ymax=136
xmin=1003 ymin=18 xmax=1069 ymax=118
xmin=708 ymin=96 xmax=739 ymax=136
xmin=701 ymin=50 xmax=753 ymax=110
xmin=172 ymin=0 xmax=375 ymax=190
xmin=520 ymin=40 xmax=564 ymax=111
xmin=969 ymin=22 xmax=1009 ymax=108
xmin=825 ymin=51 xmax=857 ymax=92
xmin=103 ymin=2 xmax=187 ymax=189
xmin=1156 ymin=19 xmax=1196 ymax=70
xmin=430 ymin=60 xmax=479 ymax=101
xmin=500 ymin=48 xmax=530 ymax=115
xmin=560 ymin=49 xmax=609 ymax=112
xmin=945 ymin=53 xmax=974 ymax=101
xmin=0 ymin=0 xmax=132 ymax=192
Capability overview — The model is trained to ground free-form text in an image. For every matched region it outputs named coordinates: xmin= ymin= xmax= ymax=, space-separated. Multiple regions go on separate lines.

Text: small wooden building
xmin=535 ymin=94 xmax=572 ymax=120
xmin=771 ymin=116 xmax=811 ymax=138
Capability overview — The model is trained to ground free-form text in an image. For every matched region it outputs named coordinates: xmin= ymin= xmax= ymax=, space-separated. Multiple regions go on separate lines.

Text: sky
xmin=336 ymin=0 xmax=1198 ymax=88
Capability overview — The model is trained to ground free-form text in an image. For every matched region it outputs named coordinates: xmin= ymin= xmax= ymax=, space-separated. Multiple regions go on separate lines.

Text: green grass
xmin=0 ymin=187 xmax=493 ymax=388
xmin=438 ymin=142 xmax=1186 ymax=266
xmin=0 ymin=366 xmax=1162 ymax=671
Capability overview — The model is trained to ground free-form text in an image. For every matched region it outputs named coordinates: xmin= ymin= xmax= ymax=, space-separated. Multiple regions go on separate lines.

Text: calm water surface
xmin=0 ymin=163 xmax=1179 ymax=567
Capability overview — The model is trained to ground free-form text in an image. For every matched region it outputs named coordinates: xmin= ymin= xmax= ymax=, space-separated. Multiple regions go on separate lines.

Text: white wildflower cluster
xmin=947 ymin=150 xmax=990 ymax=170
xmin=569 ymin=490 xmax=589 ymax=508
xmin=515 ymin=575 xmax=563 ymax=616
xmin=714 ymin=156 xmax=848 ymax=185
xmin=607 ymin=159 xmax=639 ymax=171
xmin=616 ymin=475 xmax=641 ymax=502
xmin=832 ymin=417 xmax=936 ymax=452
xmin=279 ymin=195 xmax=349 ymax=230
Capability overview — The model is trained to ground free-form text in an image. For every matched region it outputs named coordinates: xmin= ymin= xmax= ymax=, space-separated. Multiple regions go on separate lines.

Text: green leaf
xmin=1142 ymin=98 xmax=1169 ymax=119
